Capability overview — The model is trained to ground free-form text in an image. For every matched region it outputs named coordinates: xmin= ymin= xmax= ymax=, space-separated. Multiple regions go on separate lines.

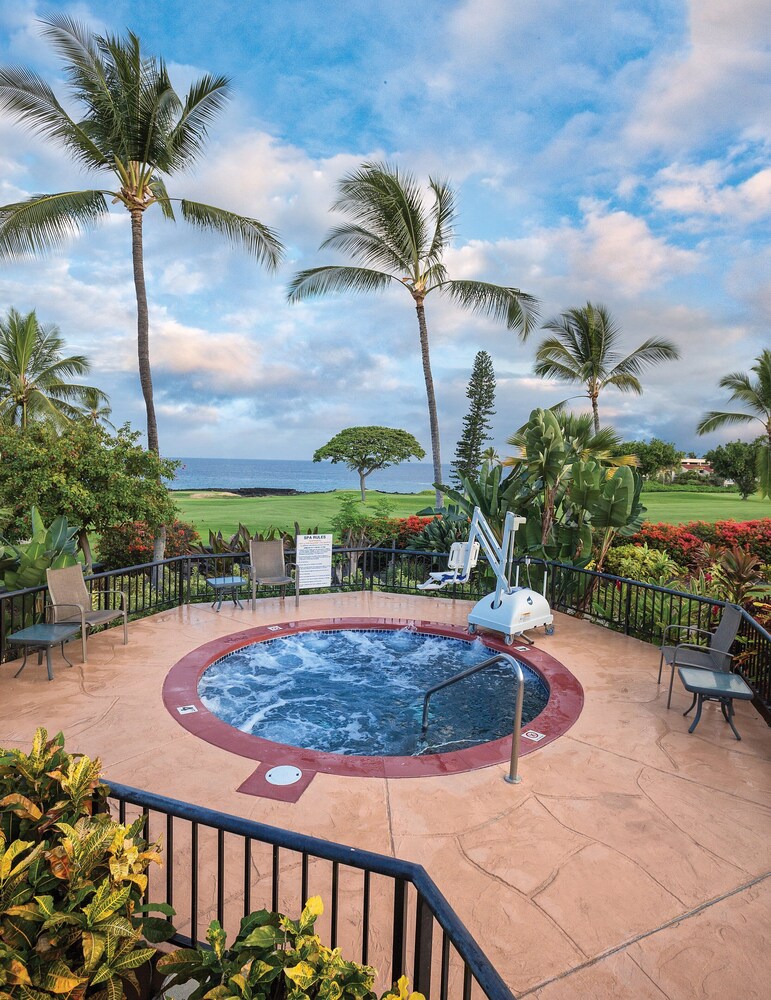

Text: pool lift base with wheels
xmin=418 ymin=506 xmax=554 ymax=645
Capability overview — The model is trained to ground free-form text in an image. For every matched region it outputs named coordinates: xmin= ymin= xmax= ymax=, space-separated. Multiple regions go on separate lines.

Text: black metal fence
xmin=107 ymin=781 xmax=512 ymax=1000
xmin=1 ymin=546 xmax=769 ymax=721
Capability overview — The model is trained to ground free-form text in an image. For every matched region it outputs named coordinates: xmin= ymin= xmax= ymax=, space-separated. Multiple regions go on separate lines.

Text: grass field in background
xmin=172 ymin=489 xmax=436 ymax=538
xmin=171 ymin=488 xmax=770 ymax=539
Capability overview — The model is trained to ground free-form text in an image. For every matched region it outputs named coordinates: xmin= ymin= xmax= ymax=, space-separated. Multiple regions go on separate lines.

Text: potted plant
xmin=0 ymin=729 xmax=175 ymax=999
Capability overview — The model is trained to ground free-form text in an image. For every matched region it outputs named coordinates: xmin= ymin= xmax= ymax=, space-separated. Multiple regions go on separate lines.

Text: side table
xmin=7 ymin=622 xmax=83 ymax=681
xmin=677 ymin=666 xmax=754 ymax=740
xmin=206 ymin=575 xmax=245 ymax=612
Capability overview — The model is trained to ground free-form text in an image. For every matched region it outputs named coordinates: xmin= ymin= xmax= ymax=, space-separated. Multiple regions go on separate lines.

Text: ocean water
xmin=167 ymin=456 xmax=451 ymax=494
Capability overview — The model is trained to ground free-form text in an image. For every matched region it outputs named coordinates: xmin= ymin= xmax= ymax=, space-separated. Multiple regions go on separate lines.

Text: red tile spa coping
xmin=162 ymin=617 xmax=584 ymax=798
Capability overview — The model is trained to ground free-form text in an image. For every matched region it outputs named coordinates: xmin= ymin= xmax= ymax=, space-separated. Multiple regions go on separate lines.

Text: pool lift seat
xmin=416 ymin=540 xmax=480 ymax=591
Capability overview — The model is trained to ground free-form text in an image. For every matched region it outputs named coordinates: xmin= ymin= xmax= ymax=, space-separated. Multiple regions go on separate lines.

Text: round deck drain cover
xmin=265 ymin=765 xmax=303 ymax=786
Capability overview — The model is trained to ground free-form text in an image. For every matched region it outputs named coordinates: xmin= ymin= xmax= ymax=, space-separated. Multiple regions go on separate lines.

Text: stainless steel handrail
xmin=420 ymin=653 xmax=525 ymax=784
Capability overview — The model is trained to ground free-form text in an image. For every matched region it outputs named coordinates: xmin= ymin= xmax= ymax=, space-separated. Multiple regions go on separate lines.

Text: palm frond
xmin=439 ymin=280 xmax=539 ymax=336
xmin=602 ymin=372 xmax=643 ymax=394
xmin=149 ymin=176 xmax=176 ymax=221
xmin=320 ymin=223 xmax=411 ymax=273
xmin=696 ymin=411 xmax=760 ymax=435
xmin=179 ymin=200 xmax=283 ymax=269
xmin=287 ymin=266 xmax=394 ymax=302
xmin=426 ymin=177 xmax=456 ymax=264
xmin=608 ymin=338 xmax=680 ymax=378
xmin=166 ymin=74 xmax=230 ymax=170
xmin=0 ymin=190 xmax=110 ymax=258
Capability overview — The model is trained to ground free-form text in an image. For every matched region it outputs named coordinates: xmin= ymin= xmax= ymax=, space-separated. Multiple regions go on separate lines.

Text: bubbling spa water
xmin=197 ymin=628 xmax=549 ymax=756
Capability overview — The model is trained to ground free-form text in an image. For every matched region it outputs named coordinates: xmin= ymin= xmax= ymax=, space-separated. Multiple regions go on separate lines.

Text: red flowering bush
xmin=628 ymin=518 xmax=771 ymax=567
xmin=388 ymin=515 xmax=438 ymax=548
xmin=97 ymin=519 xmax=201 ymax=570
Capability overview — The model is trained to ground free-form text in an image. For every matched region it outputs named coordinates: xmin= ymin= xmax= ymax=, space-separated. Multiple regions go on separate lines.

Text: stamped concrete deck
xmin=1 ymin=591 xmax=769 ymax=998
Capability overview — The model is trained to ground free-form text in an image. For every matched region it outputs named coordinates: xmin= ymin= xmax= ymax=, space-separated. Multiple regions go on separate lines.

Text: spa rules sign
xmin=296 ymin=533 xmax=333 ymax=589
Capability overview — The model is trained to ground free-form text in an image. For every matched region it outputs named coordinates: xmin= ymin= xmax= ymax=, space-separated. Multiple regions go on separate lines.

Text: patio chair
xmin=658 ymin=603 xmax=742 ymax=708
xmin=46 ymin=565 xmax=128 ymax=662
xmin=249 ymin=539 xmax=293 ymax=609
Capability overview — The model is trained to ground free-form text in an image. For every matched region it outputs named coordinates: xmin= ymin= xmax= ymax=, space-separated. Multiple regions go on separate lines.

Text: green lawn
xmin=642 ymin=492 xmax=769 ymax=525
xmin=172 ymin=489 xmax=435 ymax=538
xmin=171 ymin=488 xmax=770 ymax=538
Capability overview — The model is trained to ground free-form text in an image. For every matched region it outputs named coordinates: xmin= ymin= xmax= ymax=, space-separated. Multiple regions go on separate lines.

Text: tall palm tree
xmin=0 ymin=307 xmax=97 ymax=428
xmin=533 ymin=302 xmax=680 ymax=434
xmin=697 ymin=348 xmax=771 ymax=498
xmin=0 ymin=15 xmax=283 ymax=457
xmin=287 ymin=161 xmax=538 ymax=506
xmin=80 ymin=386 xmax=115 ymax=429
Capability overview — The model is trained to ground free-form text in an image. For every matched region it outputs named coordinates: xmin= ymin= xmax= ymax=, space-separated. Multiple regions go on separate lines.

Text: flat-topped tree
xmin=289 ymin=162 xmax=538 ymax=507
xmin=313 ymin=426 xmax=425 ymax=501
xmin=0 ymin=15 xmax=283 ymax=459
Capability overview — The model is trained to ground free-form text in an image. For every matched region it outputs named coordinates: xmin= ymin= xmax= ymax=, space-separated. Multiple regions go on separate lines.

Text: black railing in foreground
xmin=0 ymin=546 xmax=768 ymax=721
xmin=107 ymin=781 xmax=513 ymax=1000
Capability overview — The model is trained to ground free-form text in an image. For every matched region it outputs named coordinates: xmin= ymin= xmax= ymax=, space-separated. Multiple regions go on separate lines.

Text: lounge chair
xmin=249 ymin=539 xmax=293 ymax=609
xmin=658 ymin=603 xmax=742 ymax=708
xmin=46 ymin=565 xmax=128 ymax=662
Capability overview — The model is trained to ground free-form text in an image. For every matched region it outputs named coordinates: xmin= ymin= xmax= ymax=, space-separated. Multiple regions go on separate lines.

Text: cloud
xmin=652 ymin=163 xmax=771 ymax=221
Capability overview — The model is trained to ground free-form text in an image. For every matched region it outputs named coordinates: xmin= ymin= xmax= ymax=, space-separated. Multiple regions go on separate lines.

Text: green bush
xmin=602 ymin=543 xmax=682 ymax=582
xmin=157 ymin=896 xmax=424 ymax=1000
xmin=0 ymin=729 xmax=174 ymax=998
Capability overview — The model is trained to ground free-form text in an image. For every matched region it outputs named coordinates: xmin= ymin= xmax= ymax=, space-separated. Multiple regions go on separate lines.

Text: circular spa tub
xmin=163 ymin=618 xmax=583 ymax=778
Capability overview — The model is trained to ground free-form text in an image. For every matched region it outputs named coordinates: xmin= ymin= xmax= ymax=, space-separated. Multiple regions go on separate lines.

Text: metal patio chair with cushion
xmin=658 ymin=603 xmax=742 ymax=709
xmin=249 ymin=539 xmax=293 ymax=609
xmin=46 ymin=565 xmax=128 ymax=662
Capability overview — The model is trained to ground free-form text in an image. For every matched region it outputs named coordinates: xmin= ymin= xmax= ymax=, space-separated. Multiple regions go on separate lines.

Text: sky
xmin=0 ymin=0 xmax=769 ymax=464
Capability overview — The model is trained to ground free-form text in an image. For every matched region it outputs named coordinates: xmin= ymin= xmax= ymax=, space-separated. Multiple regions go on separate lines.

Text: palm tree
xmin=505 ymin=409 xmax=637 ymax=470
xmin=0 ymin=15 xmax=283 ymax=457
xmin=287 ymin=161 xmax=538 ymax=506
xmin=697 ymin=349 xmax=771 ymax=498
xmin=533 ymin=302 xmax=680 ymax=434
xmin=80 ymin=386 xmax=115 ymax=429
xmin=0 ymin=307 xmax=98 ymax=428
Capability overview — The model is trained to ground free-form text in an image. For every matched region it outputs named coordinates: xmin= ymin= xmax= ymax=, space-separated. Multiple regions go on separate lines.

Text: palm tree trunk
xmin=130 ymin=208 xmax=167 ymax=562
xmin=130 ymin=209 xmax=159 ymax=455
xmin=415 ymin=301 xmax=443 ymax=508
xmin=590 ymin=391 xmax=600 ymax=435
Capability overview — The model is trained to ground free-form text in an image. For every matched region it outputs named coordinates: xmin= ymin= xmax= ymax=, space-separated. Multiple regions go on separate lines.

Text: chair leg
xmin=81 ymin=629 xmax=88 ymax=663
xmin=251 ymin=579 xmax=256 ymax=611
xmin=123 ymin=613 xmax=128 ymax=645
xmin=686 ymin=693 xmax=704 ymax=733
xmin=667 ymin=663 xmax=676 ymax=708
xmin=683 ymin=692 xmax=697 ymax=716
xmin=721 ymin=698 xmax=742 ymax=740
xmin=657 ymin=651 xmax=664 ymax=684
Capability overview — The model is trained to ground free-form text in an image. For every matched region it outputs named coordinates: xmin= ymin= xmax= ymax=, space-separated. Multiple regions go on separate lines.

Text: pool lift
xmin=418 ymin=506 xmax=554 ymax=645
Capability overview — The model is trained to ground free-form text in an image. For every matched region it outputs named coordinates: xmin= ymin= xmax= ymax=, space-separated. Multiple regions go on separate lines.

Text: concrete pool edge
xmin=162 ymin=617 xmax=584 ymax=781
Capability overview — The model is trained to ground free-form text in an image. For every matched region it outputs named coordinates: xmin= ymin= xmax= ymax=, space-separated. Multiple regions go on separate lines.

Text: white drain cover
xmin=265 ymin=765 xmax=303 ymax=786
xmin=177 ymin=705 xmax=198 ymax=715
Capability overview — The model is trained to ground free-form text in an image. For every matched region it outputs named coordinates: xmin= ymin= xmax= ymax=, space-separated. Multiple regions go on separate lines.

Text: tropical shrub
xmin=0 ymin=506 xmax=79 ymax=590
xmin=157 ymin=896 xmax=424 ymax=1000
xmin=602 ymin=543 xmax=682 ymax=583
xmin=97 ymin=519 xmax=201 ymax=570
xmin=410 ymin=512 xmax=469 ymax=553
xmin=628 ymin=518 xmax=771 ymax=567
xmin=0 ymin=729 xmax=174 ymax=998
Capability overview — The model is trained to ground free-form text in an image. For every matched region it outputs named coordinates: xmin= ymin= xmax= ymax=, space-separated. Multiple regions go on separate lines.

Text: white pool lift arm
xmin=419 ymin=507 xmax=554 ymax=643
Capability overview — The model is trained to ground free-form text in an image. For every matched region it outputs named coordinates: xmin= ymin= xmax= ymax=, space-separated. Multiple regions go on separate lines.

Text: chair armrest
xmin=672 ymin=642 xmax=733 ymax=663
xmin=661 ymin=624 xmax=711 ymax=644
xmin=45 ymin=602 xmax=86 ymax=626
xmin=101 ymin=588 xmax=128 ymax=609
